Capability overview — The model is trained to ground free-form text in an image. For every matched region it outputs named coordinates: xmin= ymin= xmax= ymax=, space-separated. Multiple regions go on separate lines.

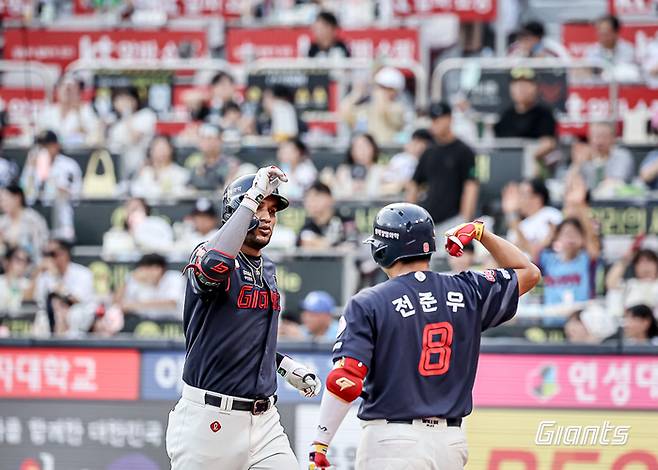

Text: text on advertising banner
xmin=0 ymin=348 xmax=140 ymax=400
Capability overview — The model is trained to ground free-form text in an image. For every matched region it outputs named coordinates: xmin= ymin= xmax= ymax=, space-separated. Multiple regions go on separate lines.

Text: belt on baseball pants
xmin=182 ymin=383 xmax=277 ymax=415
xmin=386 ymin=418 xmax=462 ymax=427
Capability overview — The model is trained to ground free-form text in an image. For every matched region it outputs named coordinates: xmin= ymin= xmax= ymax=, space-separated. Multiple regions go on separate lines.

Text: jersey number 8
xmin=418 ymin=322 xmax=453 ymax=376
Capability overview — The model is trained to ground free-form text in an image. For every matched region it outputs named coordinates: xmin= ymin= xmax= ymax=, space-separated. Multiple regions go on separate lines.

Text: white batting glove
xmin=278 ymin=355 xmax=322 ymax=398
xmin=243 ymin=166 xmax=287 ymax=211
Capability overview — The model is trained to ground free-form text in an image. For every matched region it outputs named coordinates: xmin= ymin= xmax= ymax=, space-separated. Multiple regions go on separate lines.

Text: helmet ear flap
xmin=373 ymin=244 xmax=387 ymax=263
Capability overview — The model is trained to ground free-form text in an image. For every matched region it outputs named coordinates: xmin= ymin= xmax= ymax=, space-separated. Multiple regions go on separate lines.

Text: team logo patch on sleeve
xmin=482 ymin=270 xmax=496 ymax=283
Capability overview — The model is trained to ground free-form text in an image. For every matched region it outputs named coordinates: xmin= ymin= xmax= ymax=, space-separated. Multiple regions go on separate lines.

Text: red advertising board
xmin=565 ymin=84 xmax=658 ymax=121
xmin=0 ymin=348 xmax=140 ymax=400
xmin=562 ymin=22 xmax=658 ymax=58
xmin=2 ymin=29 xmax=208 ymax=70
xmin=73 ymin=0 xmax=240 ymax=17
xmin=0 ymin=0 xmax=29 ymax=19
xmin=225 ymin=27 xmax=419 ymax=64
xmin=609 ymin=0 xmax=658 ymax=18
xmin=474 ymin=354 xmax=658 ymax=409
xmin=393 ymin=0 xmax=497 ymax=21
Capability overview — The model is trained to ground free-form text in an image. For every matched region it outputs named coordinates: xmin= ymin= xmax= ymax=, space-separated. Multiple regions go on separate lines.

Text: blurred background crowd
xmin=1 ymin=0 xmax=658 ymax=347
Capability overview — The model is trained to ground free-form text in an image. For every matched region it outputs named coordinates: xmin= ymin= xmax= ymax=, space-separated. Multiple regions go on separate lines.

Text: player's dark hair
xmin=626 ymin=304 xmax=658 ymax=339
xmin=137 ymin=253 xmax=167 ymax=269
xmin=597 ymin=14 xmax=621 ymax=32
xmin=411 ymin=128 xmax=433 ymax=144
xmin=4 ymin=184 xmax=26 ymax=207
xmin=210 ymin=71 xmax=235 ymax=86
xmin=316 ymin=10 xmax=339 ymax=28
xmin=526 ymin=178 xmax=550 ymax=206
xmin=346 ymin=133 xmax=379 ymax=165
xmin=307 ymin=180 xmax=332 ymax=197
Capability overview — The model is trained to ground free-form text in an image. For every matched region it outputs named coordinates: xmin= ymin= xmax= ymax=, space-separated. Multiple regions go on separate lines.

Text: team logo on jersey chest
xmin=237 ymin=285 xmax=281 ymax=311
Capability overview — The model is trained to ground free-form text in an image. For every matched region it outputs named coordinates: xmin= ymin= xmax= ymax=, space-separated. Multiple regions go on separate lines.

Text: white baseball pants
xmin=166 ymin=383 xmax=297 ymax=470
xmin=355 ymin=419 xmax=468 ymax=470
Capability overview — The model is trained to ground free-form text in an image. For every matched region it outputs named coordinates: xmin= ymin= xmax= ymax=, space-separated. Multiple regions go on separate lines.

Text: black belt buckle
xmin=251 ymin=398 xmax=270 ymax=415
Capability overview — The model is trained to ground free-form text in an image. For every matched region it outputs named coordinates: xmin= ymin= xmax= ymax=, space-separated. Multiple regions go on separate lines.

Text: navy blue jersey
xmin=333 ymin=269 xmax=519 ymax=420
xmin=182 ymin=249 xmax=281 ymax=399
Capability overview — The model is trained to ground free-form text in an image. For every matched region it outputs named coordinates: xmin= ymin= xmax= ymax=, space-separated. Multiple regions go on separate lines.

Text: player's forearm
xmin=313 ymin=391 xmax=352 ymax=446
xmin=480 ymin=230 xmax=541 ymax=295
xmin=206 ymin=203 xmax=254 ymax=258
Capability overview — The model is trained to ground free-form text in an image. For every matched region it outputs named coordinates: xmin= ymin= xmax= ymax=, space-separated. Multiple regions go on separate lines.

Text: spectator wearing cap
xmin=308 ymin=11 xmax=350 ymax=59
xmin=175 ymin=198 xmax=220 ymax=254
xmin=131 ymin=135 xmax=190 ymax=198
xmin=407 ymin=102 xmax=479 ymax=232
xmin=300 ymin=290 xmax=338 ymax=341
xmin=494 ymin=68 xmax=557 ymax=166
xmin=297 ymin=180 xmax=358 ymax=249
xmin=38 ymin=77 xmax=102 ymax=148
xmin=276 ymin=138 xmax=317 ymax=199
xmin=0 ymin=185 xmax=49 ymax=263
xmin=20 ymin=130 xmax=82 ymax=240
xmin=585 ymin=15 xmax=636 ymax=67
xmin=102 ymin=197 xmax=175 ymax=256
xmin=34 ymin=238 xmax=95 ymax=336
xmin=107 ymin=86 xmax=157 ymax=178
xmin=382 ymin=128 xmax=433 ymax=196
xmin=186 ymin=124 xmax=240 ymax=192
xmin=115 ymin=253 xmax=184 ymax=321
xmin=501 ymin=178 xmax=563 ymax=259
xmin=340 ymin=66 xmax=408 ymax=144
xmin=568 ymin=121 xmax=634 ymax=197
xmin=508 ymin=21 xmax=566 ymax=58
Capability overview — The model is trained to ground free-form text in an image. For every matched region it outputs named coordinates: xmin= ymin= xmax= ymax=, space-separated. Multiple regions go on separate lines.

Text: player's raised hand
xmin=277 ymin=355 xmax=322 ymax=397
xmin=246 ymin=165 xmax=288 ymax=204
xmin=309 ymin=442 xmax=331 ymax=470
xmin=445 ymin=220 xmax=485 ymax=257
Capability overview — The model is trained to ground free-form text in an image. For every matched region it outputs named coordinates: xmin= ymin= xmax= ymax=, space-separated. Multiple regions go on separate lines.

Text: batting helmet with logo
xmin=221 ymin=174 xmax=289 ymax=231
xmin=364 ymin=203 xmax=436 ymax=268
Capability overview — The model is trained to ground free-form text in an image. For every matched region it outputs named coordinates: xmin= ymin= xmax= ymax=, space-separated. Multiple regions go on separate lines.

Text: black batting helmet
xmin=221 ymin=174 xmax=289 ymax=230
xmin=364 ymin=203 xmax=436 ymax=268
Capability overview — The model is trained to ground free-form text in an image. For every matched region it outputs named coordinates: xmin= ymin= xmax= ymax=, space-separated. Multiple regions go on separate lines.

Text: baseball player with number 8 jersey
xmin=309 ymin=203 xmax=541 ymax=470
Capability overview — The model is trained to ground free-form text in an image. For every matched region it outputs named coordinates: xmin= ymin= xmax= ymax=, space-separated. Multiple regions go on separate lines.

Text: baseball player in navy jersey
xmin=166 ymin=166 xmax=322 ymax=470
xmin=308 ymin=203 xmax=541 ymax=470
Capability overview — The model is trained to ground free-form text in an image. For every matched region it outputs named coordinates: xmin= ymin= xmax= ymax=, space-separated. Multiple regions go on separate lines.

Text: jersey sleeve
xmin=457 ymin=268 xmax=520 ymax=331
xmin=185 ymin=242 xmax=234 ymax=295
xmin=332 ymin=296 xmax=375 ymax=369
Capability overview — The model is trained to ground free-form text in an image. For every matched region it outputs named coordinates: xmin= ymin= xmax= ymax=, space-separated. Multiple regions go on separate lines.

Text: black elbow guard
xmin=185 ymin=245 xmax=235 ymax=288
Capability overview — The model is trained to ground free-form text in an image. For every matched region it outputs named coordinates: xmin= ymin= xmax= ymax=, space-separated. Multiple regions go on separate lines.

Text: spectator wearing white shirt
xmin=256 ymin=85 xmax=300 ymax=140
xmin=35 ymin=239 xmax=95 ymax=335
xmin=585 ymin=15 xmax=638 ymax=81
xmin=131 ymin=135 xmax=190 ymax=198
xmin=276 ymin=138 xmax=317 ymax=200
xmin=107 ymin=87 xmax=157 ymax=179
xmin=381 ymin=128 xmax=433 ymax=195
xmin=38 ymin=77 xmax=103 ymax=148
xmin=502 ymin=178 xmax=563 ymax=259
xmin=0 ymin=185 xmax=49 ymax=263
xmin=116 ymin=253 xmax=184 ymax=320
xmin=20 ymin=130 xmax=82 ymax=240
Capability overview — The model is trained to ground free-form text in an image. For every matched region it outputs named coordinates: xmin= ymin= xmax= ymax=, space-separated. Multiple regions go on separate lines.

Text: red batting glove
xmin=445 ymin=220 xmax=485 ymax=257
xmin=309 ymin=442 xmax=331 ymax=470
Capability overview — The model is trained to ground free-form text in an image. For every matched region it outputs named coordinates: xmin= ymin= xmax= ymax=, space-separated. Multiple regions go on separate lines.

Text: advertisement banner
xmin=0 ymin=399 xmax=171 ymax=470
xmin=565 ymin=85 xmax=658 ymax=122
xmin=0 ymin=348 xmax=140 ymax=400
xmin=474 ymin=354 xmax=658 ymax=409
xmin=468 ymin=409 xmax=658 ymax=469
xmin=609 ymin=0 xmax=658 ymax=19
xmin=0 ymin=88 xmax=47 ymax=126
xmin=226 ymin=27 xmax=419 ymax=63
xmin=140 ymin=351 xmax=330 ymax=403
xmin=562 ymin=23 xmax=658 ymax=59
xmin=73 ymin=0 xmax=240 ymax=17
xmin=2 ymin=29 xmax=208 ymax=70
xmin=392 ymin=0 xmax=497 ymax=21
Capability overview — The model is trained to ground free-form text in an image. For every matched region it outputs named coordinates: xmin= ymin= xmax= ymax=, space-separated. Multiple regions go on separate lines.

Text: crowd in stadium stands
xmin=1 ymin=4 xmax=658 ymax=345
